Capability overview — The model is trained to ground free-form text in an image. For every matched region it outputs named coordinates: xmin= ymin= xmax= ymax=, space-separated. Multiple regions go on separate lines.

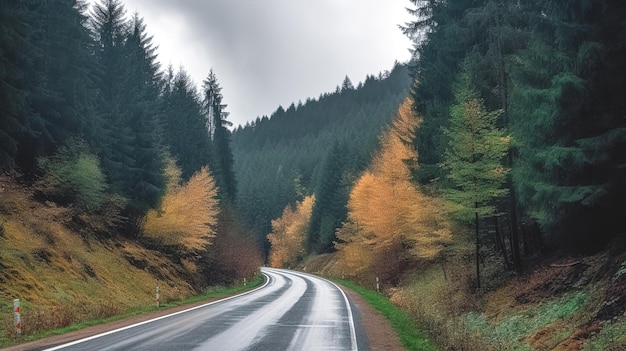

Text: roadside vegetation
xmin=336 ymin=279 xmax=436 ymax=351
xmin=0 ymin=275 xmax=264 ymax=348
xmin=0 ymin=175 xmax=261 ymax=346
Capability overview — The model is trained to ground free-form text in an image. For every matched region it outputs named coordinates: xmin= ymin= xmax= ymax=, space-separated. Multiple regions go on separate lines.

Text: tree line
xmin=231 ymin=64 xmax=412 ymax=253
xmin=0 ymin=0 xmax=236 ymax=221
xmin=265 ymin=0 xmax=625 ymax=293
xmin=403 ymin=0 xmax=626 ymax=267
xmin=0 ymin=0 xmax=252 ymax=284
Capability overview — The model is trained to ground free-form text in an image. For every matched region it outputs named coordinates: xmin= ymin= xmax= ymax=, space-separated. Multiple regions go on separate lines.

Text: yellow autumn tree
xmin=267 ymin=195 xmax=314 ymax=268
xmin=144 ymin=165 xmax=220 ymax=252
xmin=336 ymin=98 xmax=452 ymax=279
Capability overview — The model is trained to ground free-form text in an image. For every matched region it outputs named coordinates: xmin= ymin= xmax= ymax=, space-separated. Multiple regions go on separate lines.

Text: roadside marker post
xmin=243 ymin=277 xmax=247 ymax=286
xmin=376 ymin=277 xmax=380 ymax=293
xmin=156 ymin=286 xmax=160 ymax=308
xmin=13 ymin=299 xmax=21 ymax=336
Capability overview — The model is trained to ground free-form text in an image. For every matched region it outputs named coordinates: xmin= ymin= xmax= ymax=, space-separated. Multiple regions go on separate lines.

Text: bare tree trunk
xmin=475 ymin=211 xmax=480 ymax=290
xmin=494 ymin=215 xmax=511 ymax=269
xmin=509 ymin=185 xmax=522 ymax=271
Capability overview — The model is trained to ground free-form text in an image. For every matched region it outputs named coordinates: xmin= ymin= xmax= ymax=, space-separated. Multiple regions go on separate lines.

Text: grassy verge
xmin=1 ymin=275 xmax=265 ymax=348
xmin=335 ymin=279 xmax=437 ymax=351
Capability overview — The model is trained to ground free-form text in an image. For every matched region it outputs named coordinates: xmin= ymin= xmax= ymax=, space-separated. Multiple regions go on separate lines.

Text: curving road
xmin=42 ymin=268 xmax=366 ymax=351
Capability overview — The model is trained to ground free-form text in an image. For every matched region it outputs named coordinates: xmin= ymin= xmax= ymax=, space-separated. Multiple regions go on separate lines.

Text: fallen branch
xmin=549 ymin=261 xmax=582 ymax=268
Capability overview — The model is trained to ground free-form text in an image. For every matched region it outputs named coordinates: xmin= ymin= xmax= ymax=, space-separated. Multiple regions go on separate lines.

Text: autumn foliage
xmin=143 ymin=163 xmax=220 ymax=252
xmin=335 ymin=98 xmax=452 ymax=282
xmin=267 ymin=195 xmax=314 ymax=268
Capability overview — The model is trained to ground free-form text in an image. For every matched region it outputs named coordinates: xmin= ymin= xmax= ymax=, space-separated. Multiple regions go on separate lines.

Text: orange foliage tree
xmin=335 ymin=98 xmax=452 ymax=282
xmin=144 ymin=163 xmax=219 ymax=252
xmin=267 ymin=195 xmax=314 ymax=268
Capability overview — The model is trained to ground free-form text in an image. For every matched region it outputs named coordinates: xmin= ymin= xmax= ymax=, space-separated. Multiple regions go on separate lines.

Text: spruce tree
xmin=120 ymin=14 xmax=165 ymax=214
xmin=203 ymin=69 xmax=236 ymax=202
xmin=160 ymin=67 xmax=210 ymax=180
xmin=90 ymin=1 xmax=164 ymax=219
xmin=307 ymin=142 xmax=349 ymax=253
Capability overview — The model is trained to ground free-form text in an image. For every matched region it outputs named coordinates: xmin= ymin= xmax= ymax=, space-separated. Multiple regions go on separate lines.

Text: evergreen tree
xmin=160 ymin=66 xmax=210 ymax=179
xmin=509 ymin=0 xmax=626 ymax=249
xmin=203 ymin=69 xmax=236 ymax=202
xmin=307 ymin=142 xmax=349 ymax=253
xmin=403 ymin=0 xmax=478 ymax=183
xmin=0 ymin=0 xmax=32 ymax=169
xmin=120 ymin=14 xmax=165 ymax=214
xmin=23 ymin=0 xmax=97 ymax=170
xmin=90 ymin=1 xmax=164 ymax=218
xmin=90 ymin=0 xmax=132 ymax=190
xmin=441 ymin=74 xmax=510 ymax=289
xmin=341 ymin=75 xmax=354 ymax=91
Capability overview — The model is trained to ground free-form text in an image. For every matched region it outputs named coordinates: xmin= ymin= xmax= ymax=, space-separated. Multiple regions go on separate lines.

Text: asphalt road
xmin=42 ymin=268 xmax=366 ymax=351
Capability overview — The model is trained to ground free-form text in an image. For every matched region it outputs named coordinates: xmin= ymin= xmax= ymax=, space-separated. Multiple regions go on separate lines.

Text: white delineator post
xmin=156 ymin=286 xmax=160 ymax=308
xmin=13 ymin=299 xmax=21 ymax=336
xmin=376 ymin=277 xmax=380 ymax=293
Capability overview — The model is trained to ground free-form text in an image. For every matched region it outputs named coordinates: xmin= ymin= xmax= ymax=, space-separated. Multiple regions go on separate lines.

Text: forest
xmin=264 ymin=0 xmax=626 ymax=349
xmin=0 ymin=0 xmax=259 ymax=293
xmin=1 ymin=0 xmax=626 ymax=349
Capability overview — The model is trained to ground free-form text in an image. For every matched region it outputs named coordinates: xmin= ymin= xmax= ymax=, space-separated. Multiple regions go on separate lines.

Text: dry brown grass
xmin=0 ymin=176 xmax=197 ymax=341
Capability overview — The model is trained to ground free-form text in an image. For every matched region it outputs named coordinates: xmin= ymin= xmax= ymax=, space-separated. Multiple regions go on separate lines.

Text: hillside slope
xmin=301 ymin=235 xmax=626 ymax=350
xmin=0 ymin=176 xmax=198 ymax=340
xmin=231 ymin=63 xmax=411 ymax=243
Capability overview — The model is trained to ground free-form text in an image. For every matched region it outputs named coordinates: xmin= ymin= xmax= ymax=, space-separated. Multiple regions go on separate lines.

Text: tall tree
xmin=441 ymin=74 xmax=510 ymax=289
xmin=307 ymin=142 xmax=349 ymax=252
xmin=509 ymin=0 xmax=626 ymax=249
xmin=203 ymin=69 xmax=236 ymax=202
xmin=120 ymin=14 xmax=165 ymax=214
xmin=22 ymin=0 xmax=97 ymax=169
xmin=90 ymin=1 xmax=164 ymax=219
xmin=402 ymin=0 xmax=478 ymax=183
xmin=160 ymin=66 xmax=211 ymax=179
xmin=336 ymin=98 xmax=452 ymax=281
xmin=89 ymin=0 xmax=131 ymax=188
xmin=0 ymin=0 xmax=32 ymax=169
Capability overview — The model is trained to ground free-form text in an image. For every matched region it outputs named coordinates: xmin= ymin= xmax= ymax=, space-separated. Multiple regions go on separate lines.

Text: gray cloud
xmin=105 ymin=0 xmax=413 ymax=126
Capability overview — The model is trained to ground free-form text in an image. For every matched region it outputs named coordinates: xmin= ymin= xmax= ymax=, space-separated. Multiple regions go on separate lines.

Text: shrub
xmin=36 ymin=138 xmax=107 ymax=212
xmin=144 ymin=166 xmax=219 ymax=252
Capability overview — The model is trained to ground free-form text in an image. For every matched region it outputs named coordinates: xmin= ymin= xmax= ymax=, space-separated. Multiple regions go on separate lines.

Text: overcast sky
xmin=99 ymin=0 xmax=414 ymax=127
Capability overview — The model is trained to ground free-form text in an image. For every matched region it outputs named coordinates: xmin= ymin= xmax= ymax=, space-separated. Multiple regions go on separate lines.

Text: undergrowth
xmin=463 ymin=290 xmax=589 ymax=350
xmin=583 ymin=316 xmax=626 ymax=351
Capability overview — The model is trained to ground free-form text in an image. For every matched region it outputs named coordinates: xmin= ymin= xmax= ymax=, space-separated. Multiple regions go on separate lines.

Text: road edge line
xmin=43 ymin=272 xmax=271 ymax=351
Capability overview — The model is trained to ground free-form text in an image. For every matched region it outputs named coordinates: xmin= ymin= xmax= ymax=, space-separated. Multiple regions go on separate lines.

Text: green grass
xmin=463 ymin=290 xmax=589 ymax=350
xmin=1 ymin=275 xmax=265 ymax=348
xmin=583 ymin=317 xmax=626 ymax=351
xmin=335 ymin=279 xmax=437 ymax=351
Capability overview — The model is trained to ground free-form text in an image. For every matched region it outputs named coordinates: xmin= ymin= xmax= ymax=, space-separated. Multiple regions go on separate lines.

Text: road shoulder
xmin=339 ymin=283 xmax=406 ymax=351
